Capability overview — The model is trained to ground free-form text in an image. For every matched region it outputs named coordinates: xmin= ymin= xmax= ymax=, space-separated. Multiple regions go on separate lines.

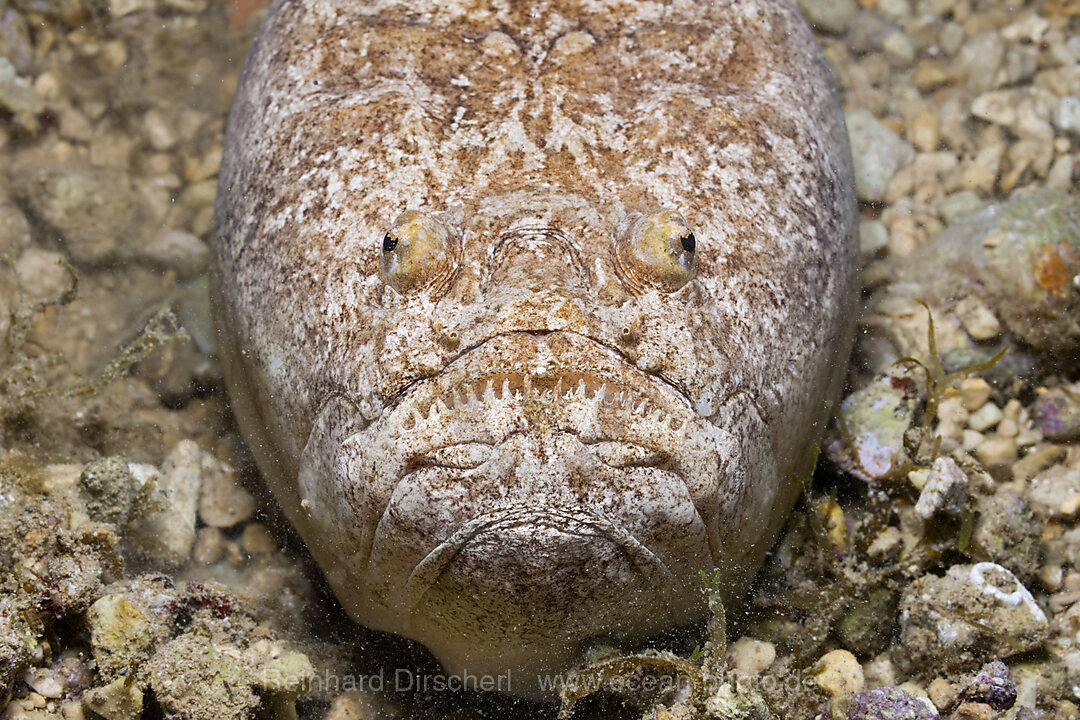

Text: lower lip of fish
xmin=373 ymin=508 xmax=710 ymax=645
xmin=400 ymin=508 xmax=677 ymax=611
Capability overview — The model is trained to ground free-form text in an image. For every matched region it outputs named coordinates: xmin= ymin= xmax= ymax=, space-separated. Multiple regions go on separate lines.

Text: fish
xmin=212 ymin=0 xmax=858 ymax=698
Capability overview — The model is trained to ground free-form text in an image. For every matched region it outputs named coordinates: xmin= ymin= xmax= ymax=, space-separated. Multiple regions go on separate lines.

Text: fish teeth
xmin=401 ymin=408 xmax=422 ymax=431
xmin=428 ymin=397 xmax=449 ymax=418
xmin=461 ymin=384 xmax=478 ymax=407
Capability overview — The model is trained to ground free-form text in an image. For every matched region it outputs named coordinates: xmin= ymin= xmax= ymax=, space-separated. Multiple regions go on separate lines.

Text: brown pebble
xmin=1037 ymin=565 xmax=1064 ymax=592
xmin=1011 ymin=444 xmax=1067 ymax=483
xmin=974 ymin=435 xmax=1017 ymax=473
xmin=928 ymin=677 xmax=958 ymax=712
xmin=241 ymin=522 xmax=278 ymax=555
xmin=198 ymin=459 xmax=256 ymax=529
xmin=909 ymin=109 xmax=941 ymax=152
xmin=952 ymin=701 xmax=997 ymax=720
xmin=192 ymin=526 xmax=225 ymax=565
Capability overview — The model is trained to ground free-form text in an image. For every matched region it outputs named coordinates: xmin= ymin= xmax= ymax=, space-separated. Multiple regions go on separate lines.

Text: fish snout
xmin=484 ymin=227 xmax=590 ymax=295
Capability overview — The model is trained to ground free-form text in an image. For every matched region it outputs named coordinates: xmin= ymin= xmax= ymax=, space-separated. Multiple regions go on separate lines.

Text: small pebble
xmin=198 ymin=457 xmax=255 ymax=529
xmin=928 ymin=677 xmax=959 ymax=712
xmin=936 ymin=396 xmax=969 ymax=443
xmin=109 ymin=0 xmax=152 ymax=16
xmin=143 ymin=108 xmax=177 ymax=151
xmin=951 ymin=702 xmax=996 ymax=720
xmin=968 ymin=402 xmax=1003 ymax=432
xmin=915 ymin=457 xmax=969 ymax=519
xmin=973 ymin=436 xmax=1017 ymax=473
xmin=860 ymin=220 xmax=889 ymax=258
xmin=192 ymin=526 xmax=226 ymax=566
xmin=795 ymin=0 xmax=856 ymax=34
xmin=22 ymin=668 xmax=64 ymax=699
xmin=961 ymin=32 xmax=1005 ymax=95
xmin=1054 ymin=96 xmax=1080 ymax=136
xmin=959 ymin=378 xmax=992 ymax=413
xmin=961 ymin=429 xmax=984 ymax=452
xmin=971 ymin=90 xmax=1017 ymax=127
xmin=726 ymin=638 xmax=775 ymax=677
xmin=812 ymin=649 xmax=864 ymax=698
xmin=1037 ymin=565 xmax=1064 ymax=592
xmin=141 ymin=229 xmax=210 ymax=279
xmin=1028 ymin=465 xmax=1080 ymax=519
xmin=127 ymin=440 xmax=203 ymax=566
xmin=882 ymin=30 xmax=915 ymax=67
xmin=1001 ymin=399 xmax=1023 ymax=426
xmin=996 ymin=418 xmax=1018 ymax=439
xmin=887 ymin=216 xmax=919 ymax=257
xmin=847 ymin=687 xmax=939 ymax=720
xmin=846 ymin=109 xmax=915 ymax=203
xmin=13 ymin=247 xmax=72 ymax=303
xmin=1033 ymin=386 xmax=1080 ymax=442
xmin=1060 ymin=493 xmax=1080 ymax=519
xmin=241 ymin=522 xmax=278 ymax=555
xmin=867 ymin=526 xmax=903 ymax=560
xmin=83 ymin=676 xmax=144 ymax=720
xmin=862 ymin=654 xmax=896 ymax=689
xmin=908 ymin=109 xmax=940 ymax=153
xmin=954 ymin=296 xmax=1001 ymax=341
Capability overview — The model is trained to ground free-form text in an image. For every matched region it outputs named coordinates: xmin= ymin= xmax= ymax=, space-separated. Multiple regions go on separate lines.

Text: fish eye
xmin=379 ymin=210 xmax=458 ymax=293
xmin=613 ymin=209 xmax=697 ymax=293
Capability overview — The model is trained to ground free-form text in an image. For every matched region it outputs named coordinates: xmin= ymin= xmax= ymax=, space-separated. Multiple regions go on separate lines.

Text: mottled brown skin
xmin=213 ymin=0 xmax=857 ymax=697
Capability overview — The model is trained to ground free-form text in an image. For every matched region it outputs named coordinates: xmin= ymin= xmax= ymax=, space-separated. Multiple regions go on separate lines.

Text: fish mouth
xmin=379 ymin=329 xmax=700 ymax=446
xmin=401 ymin=505 xmax=676 ymax=612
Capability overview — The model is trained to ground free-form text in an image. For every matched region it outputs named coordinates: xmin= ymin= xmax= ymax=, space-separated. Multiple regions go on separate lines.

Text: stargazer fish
xmin=212 ymin=0 xmax=858 ymax=697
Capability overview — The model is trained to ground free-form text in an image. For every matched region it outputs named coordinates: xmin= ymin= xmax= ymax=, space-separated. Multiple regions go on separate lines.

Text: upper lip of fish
xmin=400 ymin=504 xmax=677 ymax=612
xmin=381 ymin=329 xmax=696 ymax=424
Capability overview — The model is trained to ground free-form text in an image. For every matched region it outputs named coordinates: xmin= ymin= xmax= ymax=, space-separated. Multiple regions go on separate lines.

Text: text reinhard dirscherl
xmin=259 ymin=667 xmax=671 ymax=694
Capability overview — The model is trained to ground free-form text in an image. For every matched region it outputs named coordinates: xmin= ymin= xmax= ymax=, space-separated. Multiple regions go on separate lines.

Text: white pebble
xmin=727 ymin=637 xmax=776 ymax=676
xmin=967 ymin=402 xmax=1003 ymax=432
xmin=1055 ymin=96 xmax=1080 ymax=136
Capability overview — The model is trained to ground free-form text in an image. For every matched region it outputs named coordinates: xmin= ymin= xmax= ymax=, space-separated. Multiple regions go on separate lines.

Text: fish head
xmin=294 ymin=186 xmax=784 ymax=684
